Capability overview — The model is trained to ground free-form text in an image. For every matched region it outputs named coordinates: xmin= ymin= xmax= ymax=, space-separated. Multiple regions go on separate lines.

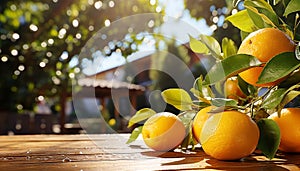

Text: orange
xmin=192 ymin=106 xmax=215 ymax=143
xmin=238 ymin=28 xmax=295 ymax=87
xmin=268 ymin=108 xmax=300 ymax=152
xmin=200 ymin=110 xmax=260 ymax=160
xmin=224 ymin=77 xmax=246 ymax=100
xmin=142 ymin=112 xmax=186 ymax=151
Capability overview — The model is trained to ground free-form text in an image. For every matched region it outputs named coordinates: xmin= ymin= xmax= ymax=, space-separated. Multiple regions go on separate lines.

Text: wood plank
xmin=0 ymin=134 xmax=299 ymax=171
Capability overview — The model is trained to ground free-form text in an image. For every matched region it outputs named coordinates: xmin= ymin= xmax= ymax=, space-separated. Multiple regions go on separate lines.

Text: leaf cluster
xmin=127 ymin=0 xmax=300 ymax=160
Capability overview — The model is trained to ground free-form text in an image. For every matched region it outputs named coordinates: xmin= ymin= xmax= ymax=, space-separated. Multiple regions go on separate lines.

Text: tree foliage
xmin=0 ymin=0 xmax=158 ymax=112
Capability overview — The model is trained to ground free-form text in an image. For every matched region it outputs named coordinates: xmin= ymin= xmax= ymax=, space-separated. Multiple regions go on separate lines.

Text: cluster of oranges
xmin=139 ymin=28 xmax=300 ymax=160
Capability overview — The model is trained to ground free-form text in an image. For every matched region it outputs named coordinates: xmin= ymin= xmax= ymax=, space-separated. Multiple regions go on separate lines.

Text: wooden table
xmin=0 ymin=134 xmax=299 ymax=171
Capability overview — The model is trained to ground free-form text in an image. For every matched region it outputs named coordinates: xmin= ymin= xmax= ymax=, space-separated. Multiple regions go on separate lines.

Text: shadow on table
xmin=128 ymin=145 xmax=149 ymax=150
xmin=141 ymin=149 xmax=299 ymax=171
xmin=141 ymin=150 xmax=205 ymax=166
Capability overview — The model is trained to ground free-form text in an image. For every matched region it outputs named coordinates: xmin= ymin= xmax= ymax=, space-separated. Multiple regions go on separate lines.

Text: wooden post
xmin=60 ymin=92 xmax=67 ymax=134
xmin=130 ymin=94 xmax=137 ymax=116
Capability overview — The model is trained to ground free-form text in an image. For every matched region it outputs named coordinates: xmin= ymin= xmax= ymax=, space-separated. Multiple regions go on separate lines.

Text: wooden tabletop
xmin=0 ymin=134 xmax=299 ymax=171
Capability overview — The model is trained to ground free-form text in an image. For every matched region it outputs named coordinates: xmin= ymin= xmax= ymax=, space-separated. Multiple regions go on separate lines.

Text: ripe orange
xmin=268 ymin=108 xmax=300 ymax=152
xmin=192 ymin=106 xmax=215 ymax=143
xmin=224 ymin=77 xmax=246 ymax=100
xmin=238 ymin=28 xmax=295 ymax=87
xmin=200 ymin=110 xmax=260 ymax=160
xmin=141 ymin=112 xmax=186 ymax=151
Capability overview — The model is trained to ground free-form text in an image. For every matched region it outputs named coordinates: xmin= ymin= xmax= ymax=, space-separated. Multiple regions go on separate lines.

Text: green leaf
xmin=214 ymin=81 xmax=225 ymax=97
xmin=194 ymin=76 xmax=204 ymax=97
xmin=199 ymin=35 xmax=222 ymax=60
xmin=296 ymin=42 xmax=300 ymax=60
xmin=161 ymin=88 xmax=193 ymax=111
xmin=240 ymin=31 xmax=250 ymax=41
xmin=257 ymin=119 xmax=281 ymax=159
xmin=273 ymin=0 xmax=281 ymax=5
xmin=222 ymin=37 xmax=237 ymax=58
xmin=192 ymin=76 xmax=215 ymax=104
xmin=192 ymin=101 xmax=210 ymax=108
xmin=203 ymin=54 xmax=262 ymax=85
xmin=257 ymin=52 xmax=300 ymax=84
xmin=127 ymin=108 xmax=156 ymax=128
xmin=211 ymin=98 xmax=238 ymax=107
xmin=126 ymin=126 xmax=143 ymax=144
xmin=280 ymin=90 xmax=300 ymax=108
xmin=178 ymin=111 xmax=197 ymax=128
xmin=180 ymin=121 xmax=196 ymax=150
xmin=189 ymin=36 xmax=209 ymax=54
xmin=284 ymin=0 xmax=300 ymax=17
xmin=237 ymin=75 xmax=251 ymax=96
xmin=190 ymin=88 xmax=201 ymax=99
xmin=247 ymin=8 xmax=268 ymax=29
xmin=261 ymin=88 xmax=287 ymax=110
xmin=178 ymin=111 xmax=197 ymax=150
xmin=245 ymin=0 xmax=275 ymax=13
xmin=277 ymin=85 xmax=300 ymax=116
xmin=226 ymin=9 xmax=257 ymax=32
xmin=279 ymin=70 xmax=300 ymax=88
xmin=244 ymin=0 xmax=279 ymax=27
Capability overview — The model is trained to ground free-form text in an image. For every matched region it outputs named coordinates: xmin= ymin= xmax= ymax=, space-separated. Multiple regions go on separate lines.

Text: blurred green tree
xmin=0 ymin=0 xmax=158 ymax=112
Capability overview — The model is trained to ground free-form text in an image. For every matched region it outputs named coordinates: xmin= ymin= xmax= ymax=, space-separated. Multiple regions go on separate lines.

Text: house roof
xmin=78 ymin=78 xmax=145 ymax=91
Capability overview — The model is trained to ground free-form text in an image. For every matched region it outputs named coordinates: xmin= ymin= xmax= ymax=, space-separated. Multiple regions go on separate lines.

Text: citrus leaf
xmin=178 ymin=111 xmax=197 ymax=150
xmin=261 ymin=88 xmax=287 ymax=110
xmin=214 ymin=80 xmax=225 ymax=97
xmin=244 ymin=0 xmax=279 ymax=27
xmin=194 ymin=76 xmax=204 ymax=97
xmin=277 ymin=86 xmax=300 ymax=116
xmin=127 ymin=108 xmax=156 ymax=128
xmin=211 ymin=98 xmax=238 ymax=107
xmin=257 ymin=119 xmax=280 ymax=159
xmin=237 ymin=75 xmax=251 ymax=96
xmin=203 ymin=54 xmax=262 ymax=85
xmin=161 ymin=88 xmax=193 ymax=111
xmin=257 ymin=52 xmax=300 ymax=84
xmin=273 ymin=0 xmax=281 ymax=5
xmin=189 ymin=36 xmax=209 ymax=54
xmin=180 ymin=121 xmax=196 ymax=150
xmin=190 ymin=87 xmax=201 ymax=98
xmin=222 ymin=37 xmax=237 ymax=58
xmin=281 ymin=90 xmax=300 ymax=108
xmin=226 ymin=9 xmax=257 ymax=32
xmin=199 ymin=35 xmax=222 ymax=60
xmin=190 ymin=88 xmax=211 ymax=105
xmin=244 ymin=0 xmax=277 ymax=18
xmin=245 ymin=5 xmax=278 ymax=27
xmin=284 ymin=0 xmax=300 ymax=17
xmin=126 ymin=126 xmax=143 ymax=144
xmin=296 ymin=42 xmax=300 ymax=60
xmin=279 ymin=69 xmax=300 ymax=88
xmin=192 ymin=101 xmax=210 ymax=108
xmin=178 ymin=111 xmax=197 ymax=128
xmin=247 ymin=8 xmax=268 ymax=29
xmin=240 ymin=30 xmax=250 ymax=41
xmin=245 ymin=0 xmax=275 ymax=13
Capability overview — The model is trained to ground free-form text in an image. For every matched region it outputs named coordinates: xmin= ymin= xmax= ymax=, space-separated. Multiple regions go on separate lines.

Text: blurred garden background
xmin=0 ymin=0 xmax=259 ymax=134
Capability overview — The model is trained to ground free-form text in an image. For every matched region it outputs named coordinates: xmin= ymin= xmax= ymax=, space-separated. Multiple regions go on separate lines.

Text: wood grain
xmin=0 ymin=134 xmax=299 ymax=171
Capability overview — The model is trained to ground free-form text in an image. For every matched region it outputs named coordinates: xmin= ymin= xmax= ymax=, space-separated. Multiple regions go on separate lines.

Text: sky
xmin=81 ymin=0 xmax=213 ymax=76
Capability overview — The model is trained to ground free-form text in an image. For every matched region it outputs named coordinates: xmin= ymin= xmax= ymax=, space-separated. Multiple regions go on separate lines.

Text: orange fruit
xmin=200 ymin=110 xmax=260 ymax=160
xmin=268 ymin=108 xmax=300 ymax=152
xmin=142 ymin=112 xmax=186 ymax=151
xmin=238 ymin=28 xmax=295 ymax=87
xmin=224 ymin=77 xmax=246 ymax=100
xmin=192 ymin=106 xmax=215 ymax=143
